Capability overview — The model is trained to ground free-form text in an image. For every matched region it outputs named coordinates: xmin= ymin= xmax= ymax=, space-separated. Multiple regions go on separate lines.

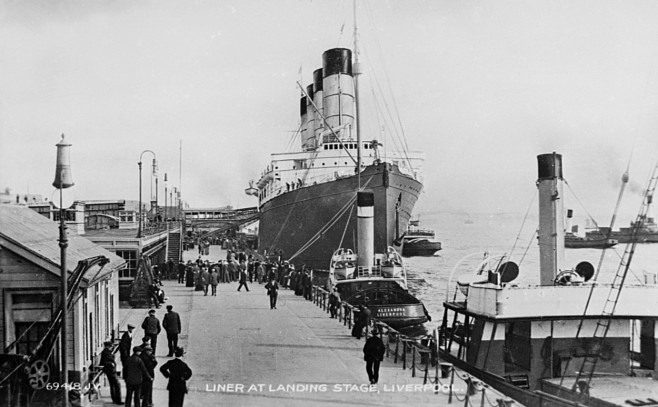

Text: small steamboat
xmin=330 ymin=192 xmax=430 ymax=330
xmin=397 ymin=219 xmax=442 ymax=257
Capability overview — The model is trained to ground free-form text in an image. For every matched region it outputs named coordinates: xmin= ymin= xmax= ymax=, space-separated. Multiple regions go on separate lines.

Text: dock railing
xmin=311 ymin=285 xmax=517 ymax=406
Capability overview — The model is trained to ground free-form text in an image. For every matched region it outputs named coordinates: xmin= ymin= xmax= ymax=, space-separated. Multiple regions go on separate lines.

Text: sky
xmin=2 ymin=0 xmax=658 ymax=226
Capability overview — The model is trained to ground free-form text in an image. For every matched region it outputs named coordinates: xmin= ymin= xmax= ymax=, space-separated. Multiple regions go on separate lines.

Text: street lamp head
xmin=152 ymin=158 xmax=158 ymax=175
xmin=53 ymin=134 xmax=74 ymax=189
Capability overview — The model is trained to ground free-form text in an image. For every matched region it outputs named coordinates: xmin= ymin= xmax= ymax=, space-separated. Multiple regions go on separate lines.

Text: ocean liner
xmin=248 ymin=47 xmax=424 ymax=270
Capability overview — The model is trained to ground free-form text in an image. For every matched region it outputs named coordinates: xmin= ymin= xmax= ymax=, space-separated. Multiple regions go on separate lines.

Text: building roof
xmin=0 ymin=204 xmax=125 ymax=285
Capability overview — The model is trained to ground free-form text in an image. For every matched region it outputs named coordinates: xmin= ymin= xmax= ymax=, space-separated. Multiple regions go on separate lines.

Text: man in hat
xmin=99 ymin=340 xmax=123 ymax=405
xmin=162 ymin=305 xmax=182 ymax=357
xmin=237 ymin=260 xmax=249 ymax=292
xmin=124 ymin=346 xmax=152 ymax=407
xmin=141 ymin=309 xmax=161 ymax=355
xmin=119 ymin=324 xmax=135 ymax=377
xmin=363 ymin=327 xmax=386 ymax=384
xmin=177 ymin=260 xmax=186 ymax=284
xmin=160 ymin=347 xmax=193 ymax=407
xmin=265 ymin=278 xmax=279 ymax=309
xmin=140 ymin=345 xmax=158 ymax=407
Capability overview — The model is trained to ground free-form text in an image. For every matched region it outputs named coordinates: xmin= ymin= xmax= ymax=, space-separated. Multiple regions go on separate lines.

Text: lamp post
xmin=170 ymin=187 xmax=176 ymax=221
xmin=164 ymin=173 xmax=168 ymax=222
xmin=138 ymin=150 xmax=157 ymax=238
xmin=53 ymin=134 xmax=74 ymax=407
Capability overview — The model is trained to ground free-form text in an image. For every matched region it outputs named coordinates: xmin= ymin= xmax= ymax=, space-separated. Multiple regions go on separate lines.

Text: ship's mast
xmin=353 ymin=0 xmax=362 ymax=190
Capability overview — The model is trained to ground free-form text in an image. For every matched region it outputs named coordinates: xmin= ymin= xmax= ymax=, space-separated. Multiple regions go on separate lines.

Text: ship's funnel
xmin=322 ymin=48 xmax=355 ymax=142
xmin=300 ymin=95 xmax=309 ymax=149
xmin=302 ymin=84 xmax=316 ymax=151
xmin=313 ymin=68 xmax=324 ymax=141
xmin=537 ymin=153 xmax=566 ymax=286
xmin=357 ymin=191 xmax=374 ymax=273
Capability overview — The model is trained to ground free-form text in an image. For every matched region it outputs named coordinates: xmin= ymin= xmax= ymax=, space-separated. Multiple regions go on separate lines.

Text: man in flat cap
xmin=119 ymin=324 xmax=135 ymax=378
xmin=160 ymin=347 xmax=193 ymax=407
xmin=124 ymin=346 xmax=152 ymax=407
xmin=99 ymin=340 xmax=123 ymax=405
xmin=141 ymin=309 xmax=161 ymax=355
xmin=139 ymin=345 xmax=157 ymax=407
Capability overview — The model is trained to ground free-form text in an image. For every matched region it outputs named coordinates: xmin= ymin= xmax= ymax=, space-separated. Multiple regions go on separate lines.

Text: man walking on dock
xmin=142 ymin=309 xmax=161 ymax=355
xmin=160 ymin=347 xmax=193 ymax=407
xmin=162 ymin=305 xmax=182 ymax=357
xmin=363 ymin=328 xmax=385 ymax=384
xmin=237 ymin=263 xmax=250 ymax=292
xmin=265 ymin=278 xmax=279 ymax=309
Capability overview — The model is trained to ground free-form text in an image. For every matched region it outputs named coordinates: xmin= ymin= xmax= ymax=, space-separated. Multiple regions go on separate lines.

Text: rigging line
xmin=363 ymin=1 xmax=410 ymax=154
xmin=338 ymin=204 xmax=355 ymax=249
xmin=563 ymin=179 xmax=601 ymax=229
xmin=593 ymin=167 xmax=630 ymax=282
xmin=561 ymin=158 xmax=658 ymax=391
xmin=506 ymin=189 xmax=538 ymax=267
xmin=297 ymin=81 xmax=358 ymax=166
xmin=362 ymin=45 xmax=413 ymax=168
xmin=288 ymin=175 xmax=375 ymax=261
xmin=288 ymin=195 xmax=358 ymax=261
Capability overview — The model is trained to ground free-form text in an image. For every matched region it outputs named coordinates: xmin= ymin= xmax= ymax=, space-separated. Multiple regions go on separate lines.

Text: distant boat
xmin=585 ymin=217 xmax=658 ymax=243
xmin=564 ymin=232 xmax=617 ymax=249
xmin=397 ymin=218 xmax=442 ymax=257
xmin=464 ymin=214 xmax=474 ymax=224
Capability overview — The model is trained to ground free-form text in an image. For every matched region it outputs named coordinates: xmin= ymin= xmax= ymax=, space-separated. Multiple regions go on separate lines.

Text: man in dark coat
xmin=328 ymin=289 xmax=341 ymax=318
xmin=237 ymin=263 xmax=249 ymax=292
xmin=124 ymin=347 xmax=152 ymax=407
xmin=141 ymin=309 xmax=161 ymax=355
xmin=162 ymin=305 xmax=182 ymax=357
xmin=160 ymin=347 xmax=193 ymax=407
xmin=99 ymin=341 xmax=122 ymax=405
xmin=119 ymin=324 xmax=135 ymax=377
xmin=352 ymin=304 xmax=371 ymax=339
xmin=139 ymin=345 xmax=157 ymax=407
xmin=363 ymin=329 xmax=386 ymax=384
xmin=177 ymin=261 xmax=186 ymax=284
xmin=265 ymin=278 xmax=279 ymax=309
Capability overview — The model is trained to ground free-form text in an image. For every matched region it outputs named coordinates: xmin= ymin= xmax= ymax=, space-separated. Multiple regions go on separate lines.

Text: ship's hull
xmin=564 ymin=236 xmax=617 ymax=249
xmin=258 ymin=162 xmax=422 ymax=270
xmin=335 ymin=279 xmax=429 ymax=329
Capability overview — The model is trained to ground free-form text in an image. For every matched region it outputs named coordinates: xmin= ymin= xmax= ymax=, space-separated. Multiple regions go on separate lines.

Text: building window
xmin=116 ymin=250 xmax=138 ymax=278
xmin=15 ymin=322 xmax=49 ymax=355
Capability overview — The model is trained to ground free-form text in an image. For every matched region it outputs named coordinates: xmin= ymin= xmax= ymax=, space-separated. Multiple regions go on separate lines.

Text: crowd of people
xmin=168 ymin=248 xmax=317 ymax=303
xmin=100 ymin=304 xmax=192 ymax=407
xmin=100 ymin=236 xmax=385 ymax=406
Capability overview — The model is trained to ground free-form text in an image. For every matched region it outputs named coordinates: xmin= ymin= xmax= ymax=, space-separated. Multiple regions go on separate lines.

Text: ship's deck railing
xmin=310 ymin=284 xmax=517 ymax=406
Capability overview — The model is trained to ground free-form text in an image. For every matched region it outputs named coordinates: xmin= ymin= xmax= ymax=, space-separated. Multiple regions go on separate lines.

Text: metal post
xmin=138 ymin=161 xmax=143 ymax=238
xmin=59 ymin=189 xmax=68 ymax=407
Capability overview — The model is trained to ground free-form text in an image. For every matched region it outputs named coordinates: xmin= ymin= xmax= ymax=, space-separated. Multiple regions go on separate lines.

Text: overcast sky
xmin=2 ymin=0 xmax=658 ymax=224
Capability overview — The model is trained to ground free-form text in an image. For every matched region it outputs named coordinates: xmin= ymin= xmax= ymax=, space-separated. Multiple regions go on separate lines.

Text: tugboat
xmin=397 ymin=218 xmax=442 ymax=257
xmin=439 ymin=153 xmax=658 ymax=406
xmin=564 ymin=209 xmax=618 ymax=249
xmin=585 ymin=218 xmax=658 ymax=243
xmin=329 ymin=192 xmax=430 ymax=330
xmin=564 ymin=232 xmax=617 ymax=249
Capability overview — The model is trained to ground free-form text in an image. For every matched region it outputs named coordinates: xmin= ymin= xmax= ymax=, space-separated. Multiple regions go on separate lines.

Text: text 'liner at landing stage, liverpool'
xmin=248 ymin=48 xmax=424 ymax=270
